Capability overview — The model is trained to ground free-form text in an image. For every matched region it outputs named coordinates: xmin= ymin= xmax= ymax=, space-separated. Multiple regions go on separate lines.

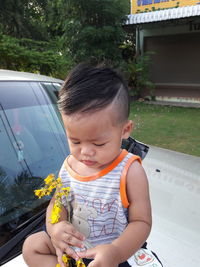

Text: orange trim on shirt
xmin=120 ymin=155 xmax=142 ymax=208
xmin=64 ymin=149 xmax=129 ymax=182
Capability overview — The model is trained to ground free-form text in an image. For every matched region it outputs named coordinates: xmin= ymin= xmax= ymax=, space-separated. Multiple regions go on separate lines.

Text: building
xmin=127 ymin=0 xmax=200 ymax=104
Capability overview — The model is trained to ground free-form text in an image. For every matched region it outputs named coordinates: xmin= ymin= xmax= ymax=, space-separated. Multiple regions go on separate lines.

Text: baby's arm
xmin=46 ymin=194 xmax=85 ymax=266
xmin=112 ymin=160 xmax=152 ymax=261
xmin=78 ymin=160 xmax=151 ymax=266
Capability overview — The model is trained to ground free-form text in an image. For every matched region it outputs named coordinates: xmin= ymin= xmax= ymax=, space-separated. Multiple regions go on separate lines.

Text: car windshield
xmin=0 ymin=81 xmax=69 ymax=248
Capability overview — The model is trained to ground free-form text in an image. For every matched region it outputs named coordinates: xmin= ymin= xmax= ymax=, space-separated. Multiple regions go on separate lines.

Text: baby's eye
xmin=94 ymin=143 xmax=106 ymax=147
xmin=71 ymin=141 xmax=80 ymax=145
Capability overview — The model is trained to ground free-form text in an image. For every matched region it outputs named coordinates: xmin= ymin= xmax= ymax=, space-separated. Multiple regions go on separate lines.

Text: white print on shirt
xmin=134 ymin=249 xmax=154 ymax=265
xmin=72 ymin=202 xmax=98 ymax=238
xmin=72 ymin=194 xmax=126 ymax=239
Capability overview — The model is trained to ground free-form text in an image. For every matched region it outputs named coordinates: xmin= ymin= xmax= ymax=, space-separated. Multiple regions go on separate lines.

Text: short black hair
xmin=58 ymin=63 xmax=130 ymax=123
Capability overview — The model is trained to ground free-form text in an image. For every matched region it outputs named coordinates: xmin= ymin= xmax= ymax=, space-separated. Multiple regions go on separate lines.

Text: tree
xmin=0 ymin=32 xmax=72 ymax=78
xmin=0 ymin=0 xmax=131 ymax=76
xmin=0 ymin=0 xmax=48 ymax=40
xmin=47 ymin=0 xmax=130 ymax=65
xmin=0 ymin=0 xmax=73 ymax=78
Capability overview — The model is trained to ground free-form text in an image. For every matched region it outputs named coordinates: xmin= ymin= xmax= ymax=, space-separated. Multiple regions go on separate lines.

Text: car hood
xmin=143 ymin=146 xmax=200 ymax=267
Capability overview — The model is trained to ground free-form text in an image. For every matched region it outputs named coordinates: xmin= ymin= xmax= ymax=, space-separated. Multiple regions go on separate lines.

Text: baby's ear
xmin=122 ymin=120 xmax=133 ymax=139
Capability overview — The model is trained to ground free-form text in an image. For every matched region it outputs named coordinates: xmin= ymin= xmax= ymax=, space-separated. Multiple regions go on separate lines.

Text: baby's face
xmin=62 ymin=105 xmax=132 ymax=172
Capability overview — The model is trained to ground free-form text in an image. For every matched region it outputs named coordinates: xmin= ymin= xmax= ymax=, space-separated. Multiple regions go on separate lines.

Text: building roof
xmin=127 ymin=5 xmax=200 ymax=25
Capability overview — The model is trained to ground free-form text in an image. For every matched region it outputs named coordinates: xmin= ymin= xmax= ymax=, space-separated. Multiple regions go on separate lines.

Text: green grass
xmin=129 ymin=102 xmax=200 ymax=157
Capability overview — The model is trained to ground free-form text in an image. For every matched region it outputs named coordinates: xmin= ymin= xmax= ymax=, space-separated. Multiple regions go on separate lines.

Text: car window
xmin=0 ymin=81 xmax=69 ymax=249
xmin=41 ymin=82 xmax=63 ymax=100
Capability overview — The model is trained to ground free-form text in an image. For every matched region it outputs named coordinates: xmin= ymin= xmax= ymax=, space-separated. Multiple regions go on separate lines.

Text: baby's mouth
xmin=81 ymin=160 xmax=96 ymax=166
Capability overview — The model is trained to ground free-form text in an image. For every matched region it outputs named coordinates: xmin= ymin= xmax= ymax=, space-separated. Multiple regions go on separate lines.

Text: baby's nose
xmin=81 ymin=145 xmax=95 ymax=156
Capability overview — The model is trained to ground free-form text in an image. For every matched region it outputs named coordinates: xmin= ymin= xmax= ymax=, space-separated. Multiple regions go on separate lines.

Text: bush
xmin=0 ymin=33 xmax=72 ymax=78
xmin=124 ymin=52 xmax=155 ymax=100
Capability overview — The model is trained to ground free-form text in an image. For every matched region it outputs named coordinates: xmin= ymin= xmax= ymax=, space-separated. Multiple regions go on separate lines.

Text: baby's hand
xmin=77 ymin=244 xmax=120 ymax=267
xmin=50 ymin=221 xmax=85 ymax=264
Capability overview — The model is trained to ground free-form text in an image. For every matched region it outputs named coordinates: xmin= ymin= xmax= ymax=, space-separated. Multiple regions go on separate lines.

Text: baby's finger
xmin=77 ymin=248 xmax=96 ymax=259
xmin=65 ymin=223 xmax=85 ymax=241
xmin=65 ymin=246 xmax=79 ymax=261
xmin=63 ymin=233 xmax=85 ymax=248
xmin=56 ymin=248 xmax=65 ymax=267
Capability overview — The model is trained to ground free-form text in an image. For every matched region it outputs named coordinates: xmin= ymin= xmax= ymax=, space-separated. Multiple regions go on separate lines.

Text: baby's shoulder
xmin=126 ymin=155 xmax=147 ymax=182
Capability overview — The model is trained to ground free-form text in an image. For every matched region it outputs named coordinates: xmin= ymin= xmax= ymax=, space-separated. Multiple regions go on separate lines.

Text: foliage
xmin=120 ymin=31 xmax=136 ymax=62
xmin=0 ymin=0 xmax=132 ymax=77
xmin=126 ymin=52 xmax=155 ymax=99
xmin=119 ymin=28 xmax=155 ymax=99
xmin=0 ymin=0 xmax=48 ymax=39
xmin=0 ymin=32 xmax=72 ymax=78
xmin=0 ymin=0 xmax=73 ymax=77
xmin=47 ymin=0 xmax=130 ymax=65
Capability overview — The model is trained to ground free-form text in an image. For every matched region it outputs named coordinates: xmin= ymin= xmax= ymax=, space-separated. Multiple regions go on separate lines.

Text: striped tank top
xmin=59 ymin=149 xmax=141 ymax=250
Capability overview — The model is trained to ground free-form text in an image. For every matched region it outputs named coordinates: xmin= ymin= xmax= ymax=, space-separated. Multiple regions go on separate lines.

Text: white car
xmin=1 ymin=70 xmax=200 ymax=267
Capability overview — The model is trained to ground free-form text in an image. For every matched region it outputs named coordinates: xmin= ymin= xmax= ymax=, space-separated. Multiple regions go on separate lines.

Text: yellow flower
xmin=56 ymin=177 xmax=62 ymax=186
xmin=76 ymin=258 xmax=86 ymax=267
xmin=55 ymin=254 xmax=71 ymax=267
xmin=62 ymin=187 xmax=70 ymax=196
xmin=34 ymin=174 xmax=86 ymax=267
xmin=50 ymin=203 xmax=61 ymax=224
xmin=47 ymin=185 xmax=54 ymax=193
xmin=55 ymin=256 xmax=86 ymax=267
xmin=34 ymin=188 xmax=46 ymax=198
xmin=44 ymin=173 xmax=55 ymax=185
xmin=62 ymin=254 xmax=71 ymax=265
xmin=56 ymin=192 xmax=64 ymax=198
xmin=45 ymin=189 xmax=52 ymax=196
xmin=54 ymin=204 xmax=61 ymax=214
xmin=50 ymin=211 xmax=59 ymax=224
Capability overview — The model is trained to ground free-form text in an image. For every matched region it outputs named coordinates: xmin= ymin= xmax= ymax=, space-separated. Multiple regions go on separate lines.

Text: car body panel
xmin=2 ymin=255 xmax=26 ymax=267
xmin=0 ymin=69 xmax=63 ymax=83
xmin=143 ymin=146 xmax=200 ymax=267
